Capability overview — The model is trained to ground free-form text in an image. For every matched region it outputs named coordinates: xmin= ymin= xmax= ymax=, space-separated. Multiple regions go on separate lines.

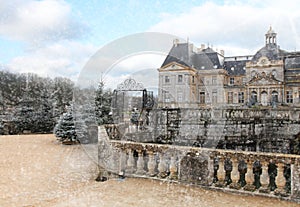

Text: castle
xmin=158 ymin=27 xmax=300 ymax=109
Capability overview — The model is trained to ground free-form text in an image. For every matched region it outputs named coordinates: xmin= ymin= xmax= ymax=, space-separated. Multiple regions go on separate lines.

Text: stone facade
xmin=158 ymin=27 xmax=300 ymax=108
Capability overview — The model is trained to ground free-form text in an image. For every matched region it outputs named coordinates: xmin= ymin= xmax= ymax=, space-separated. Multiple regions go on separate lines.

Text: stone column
xmin=245 ymin=160 xmax=254 ymax=184
xmin=118 ymin=150 xmax=127 ymax=177
xmin=260 ymin=161 xmax=269 ymax=187
xmin=169 ymin=155 xmax=178 ymax=180
xmin=126 ymin=149 xmax=135 ymax=174
xmin=231 ymin=158 xmax=239 ymax=183
xmin=217 ymin=158 xmax=225 ymax=182
xmin=158 ymin=152 xmax=168 ymax=178
xmin=147 ymin=151 xmax=156 ymax=177
xmin=276 ymin=163 xmax=286 ymax=189
xmin=136 ymin=150 xmax=145 ymax=175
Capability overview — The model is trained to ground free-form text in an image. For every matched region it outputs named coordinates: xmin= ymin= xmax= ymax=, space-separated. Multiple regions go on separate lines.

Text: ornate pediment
xmin=248 ymin=72 xmax=281 ymax=86
xmin=159 ymin=62 xmax=190 ymax=71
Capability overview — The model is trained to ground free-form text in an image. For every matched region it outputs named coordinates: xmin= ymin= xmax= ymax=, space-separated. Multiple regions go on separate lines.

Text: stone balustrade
xmin=105 ymin=140 xmax=300 ymax=202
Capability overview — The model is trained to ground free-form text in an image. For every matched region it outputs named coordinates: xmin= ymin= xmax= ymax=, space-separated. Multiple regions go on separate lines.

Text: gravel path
xmin=0 ymin=134 xmax=299 ymax=207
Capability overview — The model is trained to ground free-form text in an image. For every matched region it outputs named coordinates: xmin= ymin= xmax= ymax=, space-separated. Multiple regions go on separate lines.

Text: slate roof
xmin=161 ymin=43 xmax=222 ymax=70
xmin=251 ymin=44 xmax=287 ymax=62
xmin=285 ymin=55 xmax=300 ymax=69
xmin=161 ymin=40 xmax=300 ymax=77
xmin=190 ymin=50 xmax=222 ymax=70
xmin=223 ymin=60 xmax=247 ymax=75
xmin=161 ymin=43 xmax=190 ymax=68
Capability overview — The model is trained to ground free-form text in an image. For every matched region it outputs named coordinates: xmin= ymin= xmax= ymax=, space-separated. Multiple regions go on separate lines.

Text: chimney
xmin=201 ymin=44 xmax=205 ymax=50
xmin=173 ymin=39 xmax=179 ymax=47
xmin=220 ymin=49 xmax=225 ymax=56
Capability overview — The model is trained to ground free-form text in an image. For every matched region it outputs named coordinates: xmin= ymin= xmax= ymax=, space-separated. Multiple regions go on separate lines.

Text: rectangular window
xmin=200 ymin=92 xmax=205 ymax=104
xmin=192 ymin=76 xmax=195 ymax=83
xmin=228 ymin=92 xmax=233 ymax=104
xmin=178 ymin=75 xmax=183 ymax=83
xmin=212 ymin=91 xmax=217 ymax=104
xmin=238 ymin=92 xmax=244 ymax=103
xmin=230 ymin=77 xmax=235 ymax=85
xmin=177 ymin=92 xmax=183 ymax=102
xmin=165 ymin=76 xmax=170 ymax=83
xmin=242 ymin=77 xmax=246 ymax=83
xmin=287 ymin=91 xmax=293 ymax=103
xmin=164 ymin=92 xmax=170 ymax=103
xmin=212 ymin=76 xmax=217 ymax=85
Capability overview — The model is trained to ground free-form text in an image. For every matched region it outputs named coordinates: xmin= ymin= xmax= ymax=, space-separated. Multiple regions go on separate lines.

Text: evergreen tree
xmin=95 ymin=82 xmax=113 ymax=125
xmin=74 ymin=87 xmax=97 ymax=143
xmin=35 ymin=90 xmax=55 ymax=133
xmin=54 ymin=105 xmax=77 ymax=143
xmin=52 ymin=77 xmax=74 ymax=120
xmin=12 ymin=97 xmax=35 ymax=134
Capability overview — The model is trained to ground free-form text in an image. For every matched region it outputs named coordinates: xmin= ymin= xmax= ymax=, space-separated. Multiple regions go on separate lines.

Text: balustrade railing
xmin=107 ymin=140 xmax=300 ymax=201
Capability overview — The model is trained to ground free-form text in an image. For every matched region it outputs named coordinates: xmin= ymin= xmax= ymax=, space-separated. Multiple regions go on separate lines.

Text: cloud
xmin=0 ymin=0 xmax=87 ymax=46
xmin=149 ymin=1 xmax=300 ymax=56
xmin=94 ymin=54 xmax=166 ymax=90
xmin=7 ymin=40 xmax=97 ymax=80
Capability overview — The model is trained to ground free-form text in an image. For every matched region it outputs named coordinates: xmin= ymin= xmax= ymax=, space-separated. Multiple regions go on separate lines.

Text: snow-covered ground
xmin=0 ymin=134 xmax=298 ymax=207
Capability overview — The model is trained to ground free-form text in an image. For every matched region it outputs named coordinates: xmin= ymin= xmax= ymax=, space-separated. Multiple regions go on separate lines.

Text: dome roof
xmin=251 ymin=44 xmax=287 ymax=62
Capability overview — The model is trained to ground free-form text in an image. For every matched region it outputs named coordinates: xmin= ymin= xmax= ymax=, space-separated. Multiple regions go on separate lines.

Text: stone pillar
xmin=231 ymin=158 xmax=239 ymax=183
xmin=119 ymin=150 xmax=127 ymax=177
xmin=245 ymin=160 xmax=254 ymax=184
xmin=169 ymin=155 xmax=178 ymax=180
xmin=276 ymin=163 xmax=286 ymax=189
xmin=136 ymin=150 xmax=145 ymax=175
xmin=260 ymin=161 xmax=269 ymax=187
xmin=208 ymin=156 xmax=216 ymax=184
xmin=147 ymin=151 xmax=156 ymax=177
xmin=217 ymin=158 xmax=225 ymax=182
xmin=126 ymin=149 xmax=135 ymax=174
xmin=158 ymin=152 xmax=168 ymax=178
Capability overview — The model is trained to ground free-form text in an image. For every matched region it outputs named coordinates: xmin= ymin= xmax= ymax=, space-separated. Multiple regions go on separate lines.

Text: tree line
xmin=0 ymin=70 xmax=113 ymax=142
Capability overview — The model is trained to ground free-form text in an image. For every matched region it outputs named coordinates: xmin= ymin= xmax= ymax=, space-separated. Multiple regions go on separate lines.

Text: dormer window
xmin=272 ymin=69 xmax=277 ymax=77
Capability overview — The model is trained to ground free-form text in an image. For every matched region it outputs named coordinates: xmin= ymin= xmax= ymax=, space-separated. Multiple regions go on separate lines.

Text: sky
xmin=1 ymin=0 xmax=300 ymax=88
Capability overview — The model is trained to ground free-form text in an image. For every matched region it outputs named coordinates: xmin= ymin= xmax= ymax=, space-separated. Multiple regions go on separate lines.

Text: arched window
xmin=261 ymin=91 xmax=268 ymax=106
xmin=251 ymin=91 xmax=257 ymax=104
xmin=272 ymin=91 xmax=278 ymax=103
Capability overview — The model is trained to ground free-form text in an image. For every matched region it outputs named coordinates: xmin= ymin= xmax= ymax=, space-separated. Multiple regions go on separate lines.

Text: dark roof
xmin=285 ymin=56 xmax=300 ymax=69
xmin=161 ymin=44 xmax=222 ymax=70
xmin=223 ymin=60 xmax=247 ymax=75
xmin=191 ymin=50 xmax=222 ymax=70
xmin=251 ymin=44 xmax=287 ymax=62
xmin=161 ymin=43 xmax=190 ymax=68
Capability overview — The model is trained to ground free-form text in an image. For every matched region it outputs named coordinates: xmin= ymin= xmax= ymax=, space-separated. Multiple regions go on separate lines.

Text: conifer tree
xmin=54 ymin=105 xmax=77 ymax=143
xmin=95 ymin=82 xmax=113 ymax=125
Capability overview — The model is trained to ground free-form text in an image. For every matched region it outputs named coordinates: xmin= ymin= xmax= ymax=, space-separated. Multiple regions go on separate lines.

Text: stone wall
xmin=153 ymin=108 xmax=300 ymax=153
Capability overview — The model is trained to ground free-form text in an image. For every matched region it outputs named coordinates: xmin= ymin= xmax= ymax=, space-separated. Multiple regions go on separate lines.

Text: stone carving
xmin=238 ymin=160 xmax=247 ymax=187
xmin=253 ymin=160 xmax=262 ymax=189
xmin=224 ymin=158 xmax=233 ymax=185
xmin=180 ymin=152 xmax=209 ymax=185
xmin=268 ymin=161 xmax=278 ymax=191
